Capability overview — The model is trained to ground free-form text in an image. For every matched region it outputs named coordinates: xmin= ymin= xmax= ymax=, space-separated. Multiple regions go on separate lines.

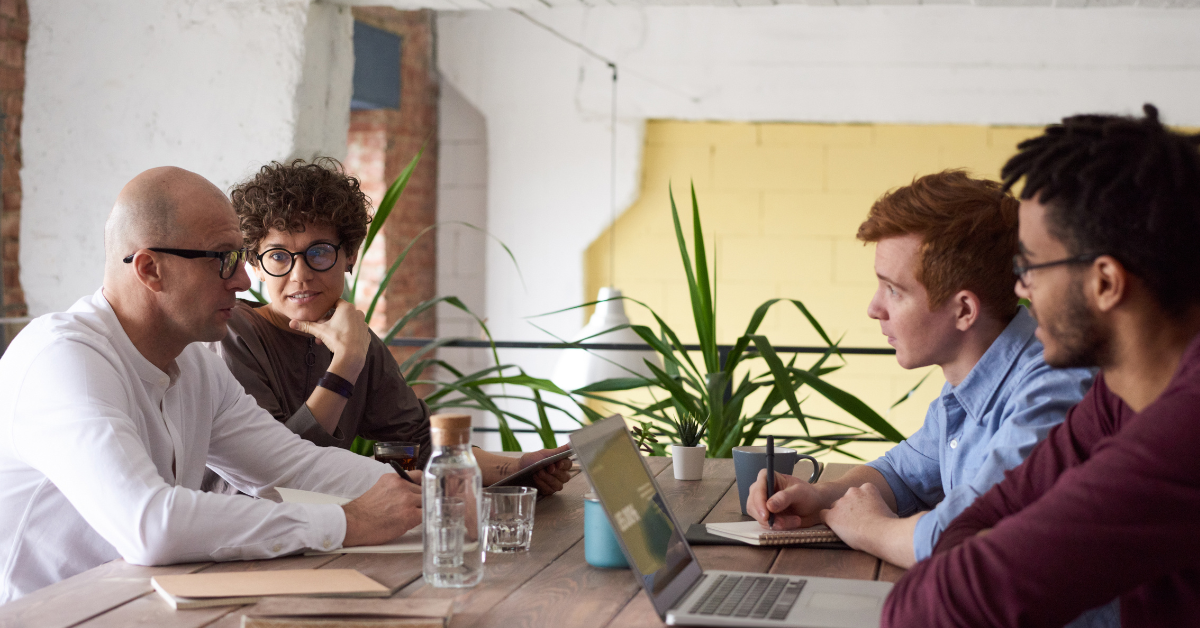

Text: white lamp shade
xmin=552 ymin=288 xmax=661 ymax=392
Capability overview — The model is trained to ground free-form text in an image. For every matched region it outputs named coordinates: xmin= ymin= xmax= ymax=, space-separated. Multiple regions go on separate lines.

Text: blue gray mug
xmin=584 ymin=492 xmax=629 ymax=569
xmin=731 ymin=446 xmax=819 ymax=516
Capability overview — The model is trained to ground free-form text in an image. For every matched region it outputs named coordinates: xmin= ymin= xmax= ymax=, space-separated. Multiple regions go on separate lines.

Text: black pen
xmin=389 ymin=460 xmax=420 ymax=486
xmin=766 ymin=436 xmax=775 ymax=529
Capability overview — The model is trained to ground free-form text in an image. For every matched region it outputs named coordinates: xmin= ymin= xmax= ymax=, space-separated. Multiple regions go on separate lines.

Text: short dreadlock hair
xmin=1001 ymin=104 xmax=1200 ymax=315
xmin=230 ymin=157 xmax=373 ymax=261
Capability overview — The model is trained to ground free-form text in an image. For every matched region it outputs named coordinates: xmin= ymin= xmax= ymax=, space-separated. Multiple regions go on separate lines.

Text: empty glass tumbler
xmin=482 ymin=486 xmax=537 ymax=553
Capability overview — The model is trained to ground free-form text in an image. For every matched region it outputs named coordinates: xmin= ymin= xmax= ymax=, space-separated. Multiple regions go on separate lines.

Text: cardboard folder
xmin=152 ymin=569 xmax=391 ymax=610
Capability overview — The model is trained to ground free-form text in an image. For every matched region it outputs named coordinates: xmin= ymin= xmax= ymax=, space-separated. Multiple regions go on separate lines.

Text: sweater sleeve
xmin=216 ymin=312 xmax=345 ymax=447
xmin=355 ymin=332 xmax=432 ymax=466
xmin=883 ymin=375 xmax=1192 ymax=628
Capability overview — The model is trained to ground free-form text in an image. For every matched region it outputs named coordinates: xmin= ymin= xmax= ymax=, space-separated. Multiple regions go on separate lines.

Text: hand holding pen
xmin=766 ymin=435 xmax=776 ymax=529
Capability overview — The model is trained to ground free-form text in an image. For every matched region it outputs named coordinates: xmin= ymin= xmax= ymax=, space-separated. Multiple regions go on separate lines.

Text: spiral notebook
xmin=705 ymin=521 xmax=841 ymax=546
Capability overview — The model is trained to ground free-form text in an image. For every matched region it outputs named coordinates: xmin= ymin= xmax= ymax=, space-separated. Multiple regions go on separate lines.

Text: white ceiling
xmin=341 ymin=0 xmax=1200 ymax=11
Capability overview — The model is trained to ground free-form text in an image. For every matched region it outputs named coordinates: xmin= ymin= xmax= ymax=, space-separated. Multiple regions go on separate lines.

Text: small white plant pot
xmin=671 ymin=444 xmax=706 ymax=480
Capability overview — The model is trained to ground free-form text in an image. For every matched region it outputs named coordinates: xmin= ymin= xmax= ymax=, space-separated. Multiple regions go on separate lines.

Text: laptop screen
xmin=572 ymin=416 xmax=703 ymax=616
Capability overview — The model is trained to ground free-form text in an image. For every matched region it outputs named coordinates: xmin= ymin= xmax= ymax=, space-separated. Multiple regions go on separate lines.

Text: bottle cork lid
xmin=430 ymin=413 xmax=472 ymax=445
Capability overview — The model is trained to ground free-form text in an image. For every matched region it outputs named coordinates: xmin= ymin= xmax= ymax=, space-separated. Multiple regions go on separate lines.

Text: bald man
xmin=0 ymin=167 xmax=421 ymax=602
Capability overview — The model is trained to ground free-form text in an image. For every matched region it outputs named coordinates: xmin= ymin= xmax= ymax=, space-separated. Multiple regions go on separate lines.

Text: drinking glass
xmin=482 ymin=486 xmax=536 ymax=553
xmin=374 ymin=441 xmax=420 ymax=471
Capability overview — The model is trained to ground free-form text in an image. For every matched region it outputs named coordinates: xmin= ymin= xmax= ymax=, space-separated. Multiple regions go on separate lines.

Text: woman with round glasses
xmin=206 ymin=158 xmax=570 ymax=495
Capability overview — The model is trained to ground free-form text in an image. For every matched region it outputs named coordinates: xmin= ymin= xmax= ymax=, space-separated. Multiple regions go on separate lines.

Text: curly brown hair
xmin=230 ymin=157 xmax=372 ymax=261
xmin=857 ymin=169 xmax=1020 ymax=319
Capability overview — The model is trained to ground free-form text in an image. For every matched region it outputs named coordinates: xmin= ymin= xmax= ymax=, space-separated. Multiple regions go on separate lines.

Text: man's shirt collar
xmin=945 ymin=306 xmax=1038 ymax=424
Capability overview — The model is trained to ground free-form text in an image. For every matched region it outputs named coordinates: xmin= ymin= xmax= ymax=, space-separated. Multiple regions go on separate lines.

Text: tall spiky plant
xmin=540 ymin=183 xmax=911 ymax=459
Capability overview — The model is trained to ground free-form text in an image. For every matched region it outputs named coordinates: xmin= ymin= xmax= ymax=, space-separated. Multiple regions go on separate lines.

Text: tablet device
xmin=489 ymin=448 xmax=574 ymax=487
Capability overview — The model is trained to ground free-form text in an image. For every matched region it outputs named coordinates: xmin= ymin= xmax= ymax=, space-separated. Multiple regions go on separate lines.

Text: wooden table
xmin=0 ymin=459 xmax=905 ymax=628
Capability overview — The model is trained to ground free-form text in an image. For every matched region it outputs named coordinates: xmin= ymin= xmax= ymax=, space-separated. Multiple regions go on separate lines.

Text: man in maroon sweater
xmin=884 ymin=105 xmax=1200 ymax=627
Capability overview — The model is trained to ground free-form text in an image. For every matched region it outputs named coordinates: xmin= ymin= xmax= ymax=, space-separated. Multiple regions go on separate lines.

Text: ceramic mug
xmin=731 ymin=446 xmax=819 ymax=516
xmin=583 ymin=492 xmax=629 ymax=569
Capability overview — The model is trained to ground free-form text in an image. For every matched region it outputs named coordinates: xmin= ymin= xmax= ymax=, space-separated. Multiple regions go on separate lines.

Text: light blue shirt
xmin=865 ymin=306 xmax=1094 ymax=561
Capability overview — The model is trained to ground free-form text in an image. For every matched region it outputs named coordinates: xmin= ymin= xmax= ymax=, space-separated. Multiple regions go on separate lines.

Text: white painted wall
xmin=20 ymin=0 xmax=353 ymax=314
xmin=434 ymin=6 xmax=1200 ymax=433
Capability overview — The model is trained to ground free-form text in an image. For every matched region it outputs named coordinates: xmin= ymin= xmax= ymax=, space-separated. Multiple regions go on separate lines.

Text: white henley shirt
xmin=0 ymin=289 xmax=391 ymax=602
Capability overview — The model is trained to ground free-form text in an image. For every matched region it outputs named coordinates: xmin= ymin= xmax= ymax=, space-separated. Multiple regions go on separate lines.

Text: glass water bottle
xmin=422 ymin=413 xmax=484 ymax=588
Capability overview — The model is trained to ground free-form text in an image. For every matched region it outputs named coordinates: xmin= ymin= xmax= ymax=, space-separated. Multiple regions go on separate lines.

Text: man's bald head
xmin=104 ymin=166 xmax=231 ymax=269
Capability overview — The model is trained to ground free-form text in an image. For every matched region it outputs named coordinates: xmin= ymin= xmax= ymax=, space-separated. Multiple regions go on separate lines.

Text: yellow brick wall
xmin=584 ymin=121 xmax=1044 ymax=462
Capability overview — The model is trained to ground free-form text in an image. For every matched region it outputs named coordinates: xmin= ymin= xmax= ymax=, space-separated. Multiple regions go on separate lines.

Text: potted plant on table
xmin=669 ymin=410 xmax=709 ymax=480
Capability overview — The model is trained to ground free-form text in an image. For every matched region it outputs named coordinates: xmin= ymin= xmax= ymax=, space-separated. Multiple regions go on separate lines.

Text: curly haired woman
xmin=206 ymin=158 xmax=570 ymax=494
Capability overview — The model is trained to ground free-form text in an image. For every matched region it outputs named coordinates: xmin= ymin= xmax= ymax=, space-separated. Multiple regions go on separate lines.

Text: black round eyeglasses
xmin=256 ymin=242 xmax=343 ymax=277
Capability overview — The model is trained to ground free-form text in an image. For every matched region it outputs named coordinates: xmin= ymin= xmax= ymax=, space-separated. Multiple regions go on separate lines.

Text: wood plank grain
xmin=877 ymin=561 xmax=907 ymax=583
xmin=478 ymin=457 xmax=735 ymax=628
xmin=0 ymin=560 xmax=211 ymax=628
xmin=393 ymin=456 xmax=671 ymax=627
xmin=770 ymin=548 xmax=878 ymax=581
xmin=462 ymin=542 xmax=641 ymax=628
xmin=654 ymin=458 xmax=736 ymax=526
xmin=75 ymin=554 xmax=342 ymax=628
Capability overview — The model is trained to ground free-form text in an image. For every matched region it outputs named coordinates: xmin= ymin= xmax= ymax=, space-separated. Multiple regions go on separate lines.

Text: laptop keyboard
xmin=687 ymin=574 xmax=808 ymax=621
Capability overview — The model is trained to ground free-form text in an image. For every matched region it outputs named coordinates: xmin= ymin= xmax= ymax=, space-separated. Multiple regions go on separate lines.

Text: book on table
xmin=240 ymin=597 xmax=453 ymax=628
xmin=151 ymin=569 xmax=391 ymax=610
xmin=704 ymin=521 xmax=841 ymax=546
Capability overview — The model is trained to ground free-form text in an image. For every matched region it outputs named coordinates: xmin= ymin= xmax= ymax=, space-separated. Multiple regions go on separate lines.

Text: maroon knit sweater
xmin=883 ymin=334 xmax=1200 ymax=627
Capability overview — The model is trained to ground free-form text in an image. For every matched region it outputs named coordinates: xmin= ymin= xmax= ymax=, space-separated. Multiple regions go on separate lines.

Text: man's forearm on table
xmin=853 ymin=512 xmax=921 ymax=569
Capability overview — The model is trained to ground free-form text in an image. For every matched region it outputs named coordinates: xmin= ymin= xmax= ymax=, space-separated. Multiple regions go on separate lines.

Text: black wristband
xmin=317 ymin=371 xmax=354 ymax=399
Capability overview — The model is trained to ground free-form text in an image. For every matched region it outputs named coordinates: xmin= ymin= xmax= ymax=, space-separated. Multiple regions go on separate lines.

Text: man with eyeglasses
xmin=0 ymin=167 xmax=422 ymax=602
xmin=885 ymin=106 xmax=1200 ymax=627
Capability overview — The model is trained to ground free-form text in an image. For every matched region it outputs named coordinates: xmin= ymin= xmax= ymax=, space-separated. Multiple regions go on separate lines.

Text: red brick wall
xmin=0 ymin=0 xmax=26 ymax=317
xmin=345 ymin=8 xmax=439 ymax=379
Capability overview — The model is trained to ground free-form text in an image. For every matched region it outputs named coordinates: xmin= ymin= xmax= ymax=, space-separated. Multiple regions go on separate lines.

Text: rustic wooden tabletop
xmin=0 ymin=458 xmax=905 ymax=628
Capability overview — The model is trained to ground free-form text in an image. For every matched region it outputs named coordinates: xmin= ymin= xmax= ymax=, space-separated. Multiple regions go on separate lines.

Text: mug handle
xmin=796 ymin=454 xmax=820 ymax=484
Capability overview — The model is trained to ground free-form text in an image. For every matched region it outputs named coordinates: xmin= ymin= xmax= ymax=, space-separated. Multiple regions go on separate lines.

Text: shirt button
xmin=949 ymin=439 xmax=958 ymax=449
xmin=272 ymin=544 xmax=283 ymax=553
xmin=323 ymin=539 xmax=332 ymax=549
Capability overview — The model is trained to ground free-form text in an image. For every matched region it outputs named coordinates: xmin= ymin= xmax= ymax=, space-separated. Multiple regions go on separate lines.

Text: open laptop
xmin=570 ymin=415 xmax=892 ymax=628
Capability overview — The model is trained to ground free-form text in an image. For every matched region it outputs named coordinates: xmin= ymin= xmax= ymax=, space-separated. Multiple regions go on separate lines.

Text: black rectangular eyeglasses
xmin=123 ymin=248 xmax=251 ymax=280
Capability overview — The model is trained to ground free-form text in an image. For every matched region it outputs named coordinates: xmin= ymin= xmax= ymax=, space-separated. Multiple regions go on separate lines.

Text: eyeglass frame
xmin=122 ymin=247 xmax=252 ymax=280
xmin=1012 ymin=253 xmax=1100 ymax=287
xmin=254 ymin=242 xmax=344 ymax=277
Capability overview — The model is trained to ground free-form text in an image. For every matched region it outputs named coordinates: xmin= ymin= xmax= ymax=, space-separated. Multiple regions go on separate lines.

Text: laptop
xmin=570 ymin=416 xmax=892 ymax=628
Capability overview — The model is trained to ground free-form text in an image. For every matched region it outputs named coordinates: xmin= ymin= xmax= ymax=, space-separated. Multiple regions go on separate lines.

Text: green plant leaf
xmin=573 ymin=377 xmax=657 ymax=393
xmin=352 ymin=147 xmax=423 ymax=304
xmin=750 ymin=336 xmax=808 ymax=436
xmin=787 ymin=367 xmax=906 ymax=443
xmin=891 ymin=369 xmax=934 ymax=410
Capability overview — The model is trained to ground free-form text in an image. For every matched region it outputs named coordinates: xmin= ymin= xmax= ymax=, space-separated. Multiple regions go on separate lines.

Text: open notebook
xmin=705 ymin=521 xmax=841 ymax=546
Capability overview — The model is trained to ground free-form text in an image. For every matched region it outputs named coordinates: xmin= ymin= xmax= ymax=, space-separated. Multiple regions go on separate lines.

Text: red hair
xmin=857 ymin=170 xmax=1019 ymax=318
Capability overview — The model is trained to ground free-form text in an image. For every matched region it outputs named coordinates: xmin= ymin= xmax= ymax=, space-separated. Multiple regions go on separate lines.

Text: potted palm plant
xmin=669 ymin=410 xmax=709 ymax=480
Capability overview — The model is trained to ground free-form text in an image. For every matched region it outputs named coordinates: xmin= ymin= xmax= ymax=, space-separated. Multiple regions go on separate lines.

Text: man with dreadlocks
xmin=884 ymin=104 xmax=1200 ymax=627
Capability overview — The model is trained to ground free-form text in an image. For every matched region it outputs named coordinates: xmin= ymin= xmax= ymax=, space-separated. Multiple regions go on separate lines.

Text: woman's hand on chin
xmin=289 ymin=299 xmax=371 ymax=379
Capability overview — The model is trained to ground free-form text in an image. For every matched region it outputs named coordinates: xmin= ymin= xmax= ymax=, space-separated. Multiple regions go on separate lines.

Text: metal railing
xmin=389 ymin=336 xmax=898 ymax=443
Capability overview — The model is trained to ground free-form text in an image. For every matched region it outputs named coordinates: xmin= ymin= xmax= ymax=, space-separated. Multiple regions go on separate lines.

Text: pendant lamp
xmin=552 ymin=287 xmax=659 ymax=392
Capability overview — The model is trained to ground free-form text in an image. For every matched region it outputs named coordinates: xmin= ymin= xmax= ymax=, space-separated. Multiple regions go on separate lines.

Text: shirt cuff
xmin=911 ymin=508 xmax=938 ymax=561
xmin=865 ymin=458 xmax=920 ymax=517
xmin=304 ymin=503 xmax=348 ymax=552
xmin=285 ymin=404 xmax=345 ymax=446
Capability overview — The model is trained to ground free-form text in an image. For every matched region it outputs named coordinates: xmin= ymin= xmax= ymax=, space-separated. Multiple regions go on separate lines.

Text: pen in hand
xmin=766 ymin=435 xmax=775 ymax=529
xmin=389 ymin=460 xmax=420 ymax=486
